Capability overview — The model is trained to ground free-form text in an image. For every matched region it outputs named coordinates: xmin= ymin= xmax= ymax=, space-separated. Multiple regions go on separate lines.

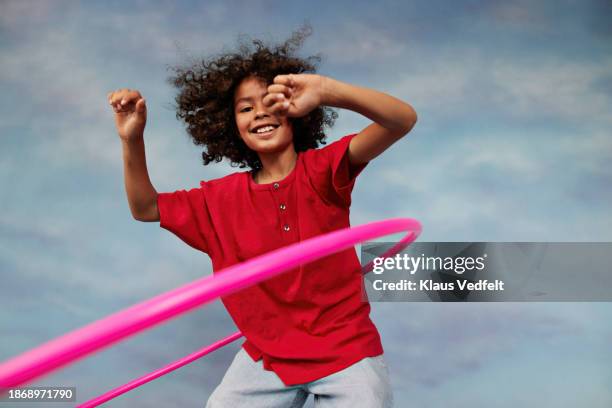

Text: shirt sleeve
xmin=309 ymin=133 xmax=369 ymax=207
xmin=157 ymin=183 xmax=211 ymax=254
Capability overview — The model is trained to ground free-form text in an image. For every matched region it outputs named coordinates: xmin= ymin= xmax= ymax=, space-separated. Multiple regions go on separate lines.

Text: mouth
xmin=250 ymin=124 xmax=280 ymax=136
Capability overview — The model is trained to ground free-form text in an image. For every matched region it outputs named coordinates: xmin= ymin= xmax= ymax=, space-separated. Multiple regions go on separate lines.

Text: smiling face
xmin=233 ymin=76 xmax=294 ymax=156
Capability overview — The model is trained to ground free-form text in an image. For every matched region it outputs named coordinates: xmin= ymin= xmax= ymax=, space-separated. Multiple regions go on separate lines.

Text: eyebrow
xmin=235 ymin=92 xmax=267 ymax=106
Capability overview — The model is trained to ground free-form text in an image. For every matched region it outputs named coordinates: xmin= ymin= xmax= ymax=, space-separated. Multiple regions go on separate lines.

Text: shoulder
xmin=322 ymin=133 xmax=358 ymax=152
xmin=196 ymin=171 xmax=249 ymax=202
xmin=304 ymin=133 xmax=357 ymax=167
xmin=302 ymin=133 xmax=358 ymax=166
xmin=200 ymin=170 xmax=248 ymax=188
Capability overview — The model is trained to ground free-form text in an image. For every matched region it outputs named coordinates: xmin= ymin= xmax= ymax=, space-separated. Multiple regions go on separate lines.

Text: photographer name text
xmin=372 ymin=279 xmax=505 ymax=292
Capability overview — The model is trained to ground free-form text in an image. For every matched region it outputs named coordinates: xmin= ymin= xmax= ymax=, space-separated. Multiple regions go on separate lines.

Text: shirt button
xmin=279 ymin=204 xmax=286 ymax=210
xmin=283 ymin=224 xmax=290 ymax=232
xmin=273 ymin=182 xmax=280 ymax=189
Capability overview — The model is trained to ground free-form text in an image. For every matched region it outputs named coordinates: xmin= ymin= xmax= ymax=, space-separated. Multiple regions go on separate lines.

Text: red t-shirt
xmin=157 ymin=133 xmax=383 ymax=385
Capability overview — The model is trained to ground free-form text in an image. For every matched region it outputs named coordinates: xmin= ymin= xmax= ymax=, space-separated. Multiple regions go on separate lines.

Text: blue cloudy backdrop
xmin=1 ymin=0 xmax=611 ymax=406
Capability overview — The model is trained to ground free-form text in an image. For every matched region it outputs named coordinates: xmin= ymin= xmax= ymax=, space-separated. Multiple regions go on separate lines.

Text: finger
xmin=114 ymin=99 xmax=126 ymax=113
xmin=263 ymin=92 xmax=287 ymax=107
xmin=267 ymin=84 xmax=292 ymax=99
xmin=110 ymin=92 xmax=121 ymax=111
xmin=262 ymin=93 xmax=274 ymax=107
xmin=268 ymin=99 xmax=290 ymax=115
xmin=273 ymin=74 xmax=294 ymax=87
xmin=109 ymin=91 xmax=119 ymax=105
xmin=109 ymin=89 xmax=127 ymax=105
xmin=120 ymin=90 xmax=142 ymax=106
xmin=109 ymin=89 xmax=137 ymax=105
xmin=135 ymin=98 xmax=147 ymax=114
xmin=112 ymin=90 xmax=141 ymax=113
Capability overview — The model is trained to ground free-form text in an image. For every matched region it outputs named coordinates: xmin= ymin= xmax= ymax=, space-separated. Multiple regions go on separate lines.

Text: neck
xmin=255 ymin=145 xmax=297 ymax=184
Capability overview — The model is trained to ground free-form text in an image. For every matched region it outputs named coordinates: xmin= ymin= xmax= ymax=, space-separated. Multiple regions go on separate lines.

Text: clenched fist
xmin=107 ymin=89 xmax=147 ymax=141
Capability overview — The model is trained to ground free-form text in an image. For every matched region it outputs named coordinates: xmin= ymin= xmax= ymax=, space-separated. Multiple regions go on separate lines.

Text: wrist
xmin=319 ymin=76 xmax=351 ymax=109
xmin=121 ymin=134 xmax=144 ymax=147
xmin=320 ymin=76 xmax=339 ymax=107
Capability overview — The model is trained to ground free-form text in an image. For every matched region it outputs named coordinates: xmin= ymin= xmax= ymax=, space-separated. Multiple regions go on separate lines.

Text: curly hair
xmin=167 ymin=24 xmax=338 ymax=170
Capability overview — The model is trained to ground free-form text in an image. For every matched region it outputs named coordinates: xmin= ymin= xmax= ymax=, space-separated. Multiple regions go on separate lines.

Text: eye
xmin=239 ymin=106 xmax=252 ymax=113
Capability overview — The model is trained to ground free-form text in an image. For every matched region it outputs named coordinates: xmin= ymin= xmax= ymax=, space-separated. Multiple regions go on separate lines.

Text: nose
xmin=254 ymin=108 xmax=270 ymax=119
xmin=254 ymin=98 xmax=272 ymax=119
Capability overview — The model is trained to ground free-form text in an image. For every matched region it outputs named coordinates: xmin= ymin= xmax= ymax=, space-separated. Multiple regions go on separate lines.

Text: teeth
xmin=255 ymin=126 xmax=275 ymax=134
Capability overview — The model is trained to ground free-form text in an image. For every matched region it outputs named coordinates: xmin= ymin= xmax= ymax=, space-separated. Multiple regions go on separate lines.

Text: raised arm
xmin=267 ymin=74 xmax=417 ymax=166
xmin=320 ymin=77 xmax=417 ymax=165
xmin=108 ymin=89 xmax=159 ymax=222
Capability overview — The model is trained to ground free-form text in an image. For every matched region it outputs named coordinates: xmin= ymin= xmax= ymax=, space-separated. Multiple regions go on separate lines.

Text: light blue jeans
xmin=205 ymin=348 xmax=393 ymax=407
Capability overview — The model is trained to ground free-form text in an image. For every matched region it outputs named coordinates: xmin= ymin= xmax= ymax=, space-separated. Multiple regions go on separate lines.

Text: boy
xmin=108 ymin=27 xmax=416 ymax=407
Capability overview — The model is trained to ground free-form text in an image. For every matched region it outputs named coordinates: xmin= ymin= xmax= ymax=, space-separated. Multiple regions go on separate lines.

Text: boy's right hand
xmin=107 ymin=89 xmax=147 ymax=141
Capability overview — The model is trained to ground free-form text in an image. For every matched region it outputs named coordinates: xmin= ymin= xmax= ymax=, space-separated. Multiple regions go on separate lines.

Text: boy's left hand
xmin=264 ymin=74 xmax=325 ymax=118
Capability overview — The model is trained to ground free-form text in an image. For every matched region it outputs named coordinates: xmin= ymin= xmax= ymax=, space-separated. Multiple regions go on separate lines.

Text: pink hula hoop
xmin=0 ymin=218 xmax=421 ymax=405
